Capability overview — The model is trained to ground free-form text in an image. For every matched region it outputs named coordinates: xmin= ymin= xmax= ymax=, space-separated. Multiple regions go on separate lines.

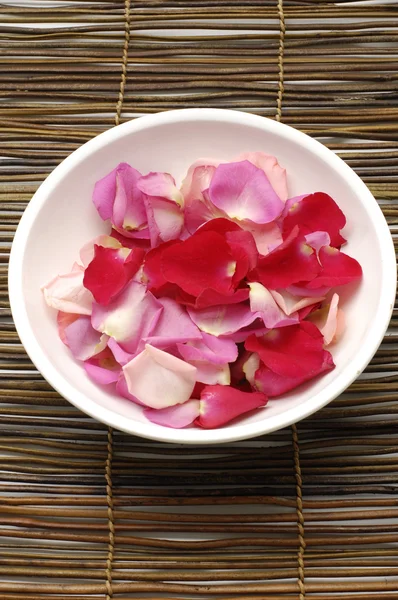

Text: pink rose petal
xmin=65 ymin=315 xmax=108 ymax=361
xmin=84 ymin=348 xmax=121 ymax=385
xmin=177 ymin=332 xmax=238 ymax=365
xmin=42 ymin=267 xmax=93 ymax=315
xmin=145 ymin=297 xmax=202 ymax=348
xmin=187 ymin=303 xmax=259 ymax=337
xmin=116 ymin=374 xmax=145 ymax=405
xmin=123 ymin=344 xmax=197 ymax=409
xmin=237 ymin=151 xmax=288 ymax=201
xmin=57 ymin=311 xmax=80 ymax=345
xmin=270 ymin=289 xmax=325 ymax=316
xmin=195 ymin=385 xmax=268 ymax=429
xmin=208 ymin=160 xmax=284 ymax=224
xmin=144 ymin=399 xmax=200 ymax=429
xmin=308 ymin=293 xmax=345 ymax=346
xmin=249 ymin=282 xmax=298 ymax=328
xmin=187 ymin=361 xmax=231 ymax=385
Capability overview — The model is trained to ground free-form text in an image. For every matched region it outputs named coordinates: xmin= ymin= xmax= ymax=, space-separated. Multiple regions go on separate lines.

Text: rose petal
xmin=178 ymin=332 xmax=238 ymax=365
xmin=84 ymin=348 xmax=121 ymax=385
xmin=240 ymin=221 xmax=283 ymax=256
xmin=79 ymin=235 xmax=121 ymax=268
xmin=307 ymin=246 xmax=362 ymax=289
xmin=254 ymin=350 xmax=335 ymax=397
xmin=123 ymin=344 xmax=197 ymax=409
xmin=249 ymin=282 xmax=298 ymax=328
xmin=160 ymin=231 xmax=236 ymax=297
xmin=187 ymin=361 xmax=231 ymax=385
xmin=110 ymin=228 xmax=151 ymax=249
xmin=195 ymin=385 xmax=268 ymax=429
xmin=42 ymin=267 xmax=93 ymax=315
xmin=305 ymin=231 xmax=331 ymax=254
xmin=107 ymin=338 xmax=135 ymax=366
xmin=287 ymin=284 xmax=331 ymax=298
xmin=116 ymin=374 xmax=145 ymax=405
xmin=65 ymin=316 xmax=108 ymax=361
xmin=83 ymin=245 xmax=146 ymax=305
xmin=181 ymin=160 xmax=219 ymax=204
xmin=308 ymin=293 xmax=345 ymax=346
xmin=270 ymin=289 xmax=325 ymax=316
xmin=137 ymin=172 xmax=184 ymax=206
xmin=192 ymin=287 xmax=250 ymax=310
xmin=282 ymin=192 xmax=346 ymax=247
xmin=208 ymin=160 xmax=284 ymax=224
xmin=248 ymin=226 xmax=321 ymax=289
xmin=188 ymin=303 xmax=259 ymax=337
xmin=57 ymin=311 xmax=80 ymax=345
xmin=237 ymin=151 xmax=288 ymax=201
xmin=145 ymin=297 xmax=202 ymax=348
xmin=144 ymin=399 xmax=200 ymax=429
xmin=242 ymin=352 xmax=261 ymax=385
xmin=245 ymin=321 xmax=326 ymax=379
xmin=93 ymin=163 xmax=147 ymax=234
xmin=91 ymin=281 xmax=163 ymax=354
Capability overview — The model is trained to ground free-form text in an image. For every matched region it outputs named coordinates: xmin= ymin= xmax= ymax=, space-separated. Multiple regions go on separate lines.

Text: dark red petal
xmin=282 ymin=192 xmax=346 ymax=247
xmin=83 ymin=245 xmax=145 ymax=305
xmin=198 ymin=217 xmax=242 ymax=235
xmin=254 ymin=350 xmax=335 ymax=397
xmin=143 ymin=240 xmax=180 ymax=292
xmin=245 ymin=321 xmax=325 ymax=379
xmin=226 ymin=229 xmax=258 ymax=285
xmin=306 ymin=246 xmax=363 ymax=289
xmin=160 ymin=230 xmax=235 ymax=297
xmin=248 ymin=226 xmax=320 ymax=289
xmin=195 ymin=385 xmax=268 ymax=429
xmin=298 ymin=302 xmax=322 ymax=320
xmin=185 ymin=287 xmax=250 ymax=310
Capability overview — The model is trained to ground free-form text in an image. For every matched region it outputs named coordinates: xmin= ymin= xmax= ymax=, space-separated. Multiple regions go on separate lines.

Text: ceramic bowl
xmin=8 ymin=109 xmax=396 ymax=444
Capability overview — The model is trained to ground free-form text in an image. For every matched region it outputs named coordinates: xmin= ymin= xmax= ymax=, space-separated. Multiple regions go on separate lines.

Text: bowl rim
xmin=8 ymin=108 xmax=397 ymax=444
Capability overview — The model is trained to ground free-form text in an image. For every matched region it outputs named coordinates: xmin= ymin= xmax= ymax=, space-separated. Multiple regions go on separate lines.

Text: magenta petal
xmin=187 ymin=303 xmax=259 ymax=337
xmin=42 ymin=267 xmax=93 ymax=315
xmin=195 ymin=385 xmax=268 ymax=429
xmin=84 ymin=348 xmax=121 ymax=385
xmin=193 ymin=287 xmax=250 ymax=310
xmin=237 ymin=152 xmax=288 ymax=201
xmin=123 ymin=344 xmax=197 ymax=409
xmin=307 ymin=246 xmax=362 ymax=289
xmin=91 ymin=281 xmax=163 ymax=354
xmin=209 ymin=160 xmax=284 ymax=224
xmin=144 ymin=297 xmax=202 ymax=348
xmin=144 ymin=399 xmax=200 ymax=429
xmin=65 ymin=315 xmax=108 ymax=361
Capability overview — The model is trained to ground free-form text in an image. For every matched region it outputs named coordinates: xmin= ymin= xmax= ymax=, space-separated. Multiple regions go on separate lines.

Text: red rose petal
xmin=195 ymin=384 xmax=268 ymax=429
xmin=143 ymin=240 xmax=180 ymax=292
xmin=248 ymin=226 xmax=320 ymax=289
xmin=254 ymin=349 xmax=335 ymax=397
xmin=245 ymin=321 xmax=326 ymax=379
xmin=83 ymin=245 xmax=145 ymax=305
xmin=282 ymin=192 xmax=346 ymax=247
xmin=306 ymin=246 xmax=363 ymax=289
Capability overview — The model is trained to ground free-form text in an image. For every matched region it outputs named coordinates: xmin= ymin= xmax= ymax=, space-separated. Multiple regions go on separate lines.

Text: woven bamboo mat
xmin=1 ymin=1 xmax=398 ymax=598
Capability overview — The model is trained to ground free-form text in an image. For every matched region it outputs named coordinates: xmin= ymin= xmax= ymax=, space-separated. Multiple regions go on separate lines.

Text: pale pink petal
xmin=187 ymin=361 xmax=231 ymax=385
xmin=143 ymin=195 xmax=184 ymax=247
xmin=91 ymin=281 xmax=163 ymax=354
xmin=180 ymin=159 xmax=219 ymax=204
xmin=239 ymin=221 xmax=283 ymax=256
xmin=249 ymin=282 xmax=298 ymax=328
xmin=184 ymin=198 xmax=221 ymax=235
xmin=137 ymin=172 xmax=183 ymax=206
xmin=177 ymin=332 xmax=238 ymax=365
xmin=242 ymin=352 xmax=261 ymax=386
xmin=65 ymin=315 xmax=108 ymax=361
xmin=144 ymin=399 xmax=200 ymax=429
xmin=237 ymin=151 xmax=288 ymax=201
xmin=209 ymin=160 xmax=284 ymax=224
xmin=309 ymin=293 xmax=345 ymax=346
xmin=145 ymin=297 xmax=202 ymax=348
xmin=270 ymin=289 xmax=325 ymax=316
xmin=57 ymin=311 xmax=80 ymax=345
xmin=221 ymin=321 xmax=268 ymax=344
xmin=187 ymin=303 xmax=259 ymax=337
xmin=305 ymin=231 xmax=331 ymax=254
xmin=79 ymin=235 xmax=121 ymax=268
xmin=123 ymin=344 xmax=197 ymax=409
xmin=42 ymin=269 xmax=93 ymax=315
xmin=116 ymin=374 xmax=145 ymax=405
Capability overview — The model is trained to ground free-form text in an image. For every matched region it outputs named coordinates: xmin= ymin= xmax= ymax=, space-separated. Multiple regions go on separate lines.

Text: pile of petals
xmin=43 ymin=152 xmax=362 ymax=429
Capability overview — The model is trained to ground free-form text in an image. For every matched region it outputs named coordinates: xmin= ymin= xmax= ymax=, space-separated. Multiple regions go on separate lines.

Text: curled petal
xmin=240 ymin=221 xmax=283 ymax=256
xmin=79 ymin=235 xmax=121 ymax=268
xmin=221 ymin=320 xmax=268 ymax=344
xmin=254 ymin=350 xmax=335 ymax=397
xmin=195 ymin=385 xmax=268 ymax=429
xmin=122 ymin=344 xmax=197 ymax=409
xmin=237 ymin=151 xmax=288 ymax=201
xmin=178 ymin=332 xmax=238 ymax=365
xmin=57 ymin=311 xmax=79 ymax=345
xmin=307 ymin=246 xmax=363 ymax=289
xmin=145 ymin=297 xmax=202 ymax=348
xmin=160 ymin=231 xmax=236 ymax=297
xmin=93 ymin=163 xmax=147 ymax=234
xmin=308 ymin=293 xmax=345 ymax=346
xmin=42 ymin=267 xmax=93 ymax=315
xmin=144 ymin=399 xmax=200 ymax=429
xmin=270 ymin=289 xmax=325 ymax=316
xmin=248 ymin=226 xmax=320 ymax=289
xmin=242 ymin=352 xmax=261 ymax=386
xmin=137 ymin=172 xmax=183 ymax=206
xmin=65 ymin=315 xmax=108 ymax=361
xmin=84 ymin=348 xmax=121 ymax=385
xmin=188 ymin=303 xmax=259 ymax=337
xmin=245 ymin=321 xmax=326 ymax=379
xmin=83 ymin=245 xmax=146 ymax=305
xmin=249 ymin=282 xmax=298 ymax=328
xmin=110 ymin=228 xmax=151 ymax=249
xmin=91 ymin=281 xmax=163 ymax=354
xmin=180 ymin=160 xmax=219 ymax=204
xmin=305 ymin=231 xmax=331 ymax=254
xmin=282 ymin=192 xmax=346 ymax=247
xmin=209 ymin=160 xmax=284 ymax=224
xmin=107 ymin=338 xmax=135 ymax=366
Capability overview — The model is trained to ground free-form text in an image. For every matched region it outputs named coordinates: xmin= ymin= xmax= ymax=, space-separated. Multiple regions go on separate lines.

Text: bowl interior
xmin=10 ymin=110 xmax=394 ymax=443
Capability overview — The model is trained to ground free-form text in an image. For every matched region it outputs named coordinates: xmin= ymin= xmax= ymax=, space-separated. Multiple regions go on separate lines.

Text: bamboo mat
xmin=1 ymin=1 xmax=398 ymax=598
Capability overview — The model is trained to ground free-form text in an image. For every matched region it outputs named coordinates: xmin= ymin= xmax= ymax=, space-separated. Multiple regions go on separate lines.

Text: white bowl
xmin=8 ymin=109 xmax=396 ymax=444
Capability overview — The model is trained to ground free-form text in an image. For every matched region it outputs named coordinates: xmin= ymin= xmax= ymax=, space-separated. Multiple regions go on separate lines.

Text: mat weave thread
xmin=1 ymin=0 xmax=398 ymax=598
